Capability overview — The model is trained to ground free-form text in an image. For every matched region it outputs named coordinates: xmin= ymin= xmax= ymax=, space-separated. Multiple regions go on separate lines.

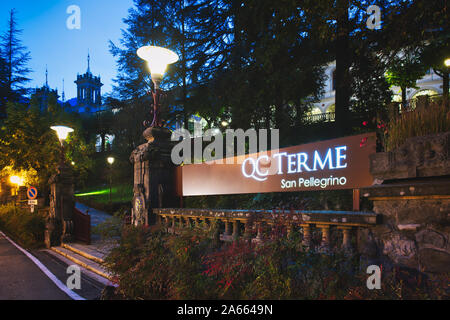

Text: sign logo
xmin=27 ymin=187 xmax=38 ymax=200
xmin=179 ymin=133 xmax=376 ymax=196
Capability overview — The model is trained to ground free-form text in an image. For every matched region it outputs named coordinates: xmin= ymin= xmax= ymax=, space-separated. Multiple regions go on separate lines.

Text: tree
xmin=0 ymin=102 xmax=94 ymax=198
xmin=385 ymin=49 xmax=427 ymax=110
xmin=0 ymin=9 xmax=31 ymax=103
xmin=420 ymin=38 xmax=450 ymax=106
xmin=378 ymin=0 xmax=448 ymax=107
xmin=350 ymin=37 xmax=393 ymax=122
xmin=0 ymin=55 xmax=8 ymax=117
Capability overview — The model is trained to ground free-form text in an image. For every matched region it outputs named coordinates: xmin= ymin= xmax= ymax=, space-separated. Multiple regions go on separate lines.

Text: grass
xmin=0 ymin=204 xmax=46 ymax=248
xmin=385 ymin=101 xmax=450 ymax=151
xmin=75 ymin=184 xmax=133 ymax=205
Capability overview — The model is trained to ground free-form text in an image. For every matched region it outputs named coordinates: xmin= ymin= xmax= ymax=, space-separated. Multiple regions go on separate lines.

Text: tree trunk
xmin=401 ymin=86 xmax=407 ymax=111
xmin=335 ymin=0 xmax=351 ymax=136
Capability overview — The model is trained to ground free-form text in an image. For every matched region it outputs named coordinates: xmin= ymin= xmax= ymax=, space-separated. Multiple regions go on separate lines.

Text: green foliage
xmin=350 ymin=44 xmax=392 ymax=121
xmin=0 ymin=204 xmax=46 ymax=248
xmin=0 ymin=101 xmax=94 ymax=192
xmin=0 ymin=9 xmax=31 ymax=104
xmin=385 ymin=101 xmax=450 ymax=151
xmin=386 ymin=49 xmax=428 ymax=103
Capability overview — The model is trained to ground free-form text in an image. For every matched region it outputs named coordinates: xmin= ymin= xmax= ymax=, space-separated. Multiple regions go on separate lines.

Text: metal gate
xmin=73 ymin=207 xmax=91 ymax=244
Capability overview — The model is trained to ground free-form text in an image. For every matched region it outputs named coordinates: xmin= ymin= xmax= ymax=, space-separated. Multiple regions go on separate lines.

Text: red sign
xmin=179 ymin=133 xmax=376 ymax=196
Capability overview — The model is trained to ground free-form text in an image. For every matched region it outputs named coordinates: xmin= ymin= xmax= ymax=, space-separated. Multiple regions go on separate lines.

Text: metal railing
xmin=304 ymin=112 xmax=335 ymax=123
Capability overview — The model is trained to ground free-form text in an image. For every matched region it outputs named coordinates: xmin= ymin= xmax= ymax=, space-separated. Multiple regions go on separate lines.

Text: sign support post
xmin=353 ymin=189 xmax=360 ymax=211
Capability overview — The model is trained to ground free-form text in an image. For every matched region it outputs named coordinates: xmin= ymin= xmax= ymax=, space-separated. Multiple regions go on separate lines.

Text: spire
xmin=62 ymin=79 xmax=65 ymax=103
xmin=45 ymin=65 xmax=48 ymax=88
xmin=87 ymin=50 xmax=91 ymax=73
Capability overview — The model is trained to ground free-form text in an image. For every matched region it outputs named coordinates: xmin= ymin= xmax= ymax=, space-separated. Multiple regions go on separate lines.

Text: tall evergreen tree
xmin=0 ymin=9 xmax=31 ymax=103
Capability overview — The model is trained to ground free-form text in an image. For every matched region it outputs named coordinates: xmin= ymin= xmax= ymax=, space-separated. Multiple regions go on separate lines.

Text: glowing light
xmin=51 ymin=126 xmax=74 ymax=142
xmin=107 ymin=157 xmax=115 ymax=165
xmin=445 ymin=58 xmax=450 ymax=67
xmin=137 ymin=46 xmax=179 ymax=81
xmin=10 ymin=176 xmax=24 ymax=186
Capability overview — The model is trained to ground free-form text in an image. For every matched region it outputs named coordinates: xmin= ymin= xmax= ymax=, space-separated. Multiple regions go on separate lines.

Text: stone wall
xmin=360 ymin=132 xmax=450 ymax=274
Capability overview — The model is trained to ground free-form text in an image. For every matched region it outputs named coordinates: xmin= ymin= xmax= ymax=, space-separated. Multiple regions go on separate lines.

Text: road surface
xmin=0 ymin=232 xmax=104 ymax=300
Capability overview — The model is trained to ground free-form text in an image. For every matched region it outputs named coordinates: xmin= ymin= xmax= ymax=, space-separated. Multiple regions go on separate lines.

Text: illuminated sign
xmin=178 ymin=133 xmax=376 ymax=196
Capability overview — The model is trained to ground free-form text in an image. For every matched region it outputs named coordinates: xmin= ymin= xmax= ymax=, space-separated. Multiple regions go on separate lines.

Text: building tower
xmin=62 ymin=79 xmax=65 ymax=103
xmin=32 ymin=66 xmax=59 ymax=111
xmin=74 ymin=52 xmax=103 ymax=112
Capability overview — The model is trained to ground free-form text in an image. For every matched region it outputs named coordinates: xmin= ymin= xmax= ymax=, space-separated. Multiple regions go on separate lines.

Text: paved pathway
xmin=75 ymin=202 xmax=112 ymax=228
xmin=74 ymin=202 xmax=117 ymax=259
xmin=0 ymin=233 xmax=71 ymax=300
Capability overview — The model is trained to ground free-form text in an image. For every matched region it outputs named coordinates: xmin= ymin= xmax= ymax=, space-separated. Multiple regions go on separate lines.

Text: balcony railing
xmin=304 ymin=112 xmax=335 ymax=123
xmin=154 ymin=208 xmax=379 ymax=251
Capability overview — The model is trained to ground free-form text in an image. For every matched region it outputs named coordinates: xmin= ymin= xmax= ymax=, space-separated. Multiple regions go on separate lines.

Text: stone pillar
xmin=244 ymin=221 xmax=252 ymax=240
xmin=232 ymin=220 xmax=240 ymax=240
xmin=225 ymin=221 xmax=232 ymax=236
xmin=339 ymin=226 xmax=353 ymax=251
xmin=256 ymin=222 xmax=263 ymax=241
xmin=301 ymin=224 xmax=311 ymax=247
xmin=318 ymin=225 xmax=331 ymax=251
xmin=46 ymin=163 xmax=74 ymax=247
xmin=130 ymin=127 xmax=179 ymax=226
xmin=171 ymin=216 xmax=176 ymax=231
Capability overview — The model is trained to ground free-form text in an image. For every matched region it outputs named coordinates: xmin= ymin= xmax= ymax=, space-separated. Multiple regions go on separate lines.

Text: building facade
xmin=312 ymin=61 xmax=445 ymax=117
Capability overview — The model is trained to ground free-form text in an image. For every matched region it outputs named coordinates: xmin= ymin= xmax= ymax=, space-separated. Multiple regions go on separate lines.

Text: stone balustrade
xmin=153 ymin=208 xmax=379 ymax=251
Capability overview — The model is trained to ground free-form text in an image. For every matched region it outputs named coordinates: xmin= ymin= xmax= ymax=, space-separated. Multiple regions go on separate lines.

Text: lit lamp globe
xmin=51 ymin=126 xmax=74 ymax=144
xmin=9 ymin=175 xmax=24 ymax=187
xmin=137 ymin=46 xmax=179 ymax=89
xmin=107 ymin=157 xmax=115 ymax=165
xmin=445 ymin=58 xmax=450 ymax=68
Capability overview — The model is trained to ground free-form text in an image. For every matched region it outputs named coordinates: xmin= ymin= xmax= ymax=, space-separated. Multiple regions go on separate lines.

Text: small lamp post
xmin=137 ymin=46 xmax=179 ymax=127
xmin=51 ymin=126 xmax=74 ymax=165
xmin=107 ymin=157 xmax=115 ymax=203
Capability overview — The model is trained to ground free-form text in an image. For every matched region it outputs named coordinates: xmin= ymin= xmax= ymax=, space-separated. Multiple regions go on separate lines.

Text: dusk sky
xmin=0 ymin=0 xmax=134 ymax=100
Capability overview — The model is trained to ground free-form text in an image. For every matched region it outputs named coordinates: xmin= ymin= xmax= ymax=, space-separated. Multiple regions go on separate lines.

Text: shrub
xmin=103 ymin=220 xmax=449 ymax=300
xmin=385 ymin=101 xmax=450 ymax=151
xmin=0 ymin=204 xmax=46 ymax=248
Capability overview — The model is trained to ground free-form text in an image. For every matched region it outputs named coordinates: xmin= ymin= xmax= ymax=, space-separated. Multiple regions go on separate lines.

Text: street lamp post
xmin=48 ymin=125 xmax=75 ymax=246
xmin=107 ymin=157 xmax=115 ymax=203
xmin=137 ymin=46 xmax=179 ymax=127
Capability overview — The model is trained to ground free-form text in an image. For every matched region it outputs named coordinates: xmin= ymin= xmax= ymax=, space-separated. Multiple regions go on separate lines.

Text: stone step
xmin=61 ymin=243 xmax=105 ymax=264
xmin=51 ymin=246 xmax=112 ymax=281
